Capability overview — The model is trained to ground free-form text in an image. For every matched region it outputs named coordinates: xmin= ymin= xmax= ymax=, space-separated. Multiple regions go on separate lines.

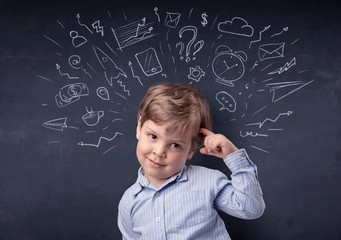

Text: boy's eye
xmin=171 ymin=143 xmax=181 ymax=149
xmin=148 ymin=134 xmax=157 ymax=140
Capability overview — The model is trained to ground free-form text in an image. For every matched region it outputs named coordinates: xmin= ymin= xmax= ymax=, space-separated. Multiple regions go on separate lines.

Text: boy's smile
xmin=136 ymin=119 xmax=195 ymax=188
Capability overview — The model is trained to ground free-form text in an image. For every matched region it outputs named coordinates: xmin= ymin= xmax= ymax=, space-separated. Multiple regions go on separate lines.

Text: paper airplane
xmin=266 ymin=80 xmax=314 ymax=102
xmin=42 ymin=117 xmax=68 ymax=131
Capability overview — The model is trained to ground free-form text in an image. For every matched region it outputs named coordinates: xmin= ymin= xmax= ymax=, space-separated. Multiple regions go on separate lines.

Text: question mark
xmin=179 ymin=26 xmax=198 ymax=62
xmin=192 ymin=40 xmax=204 ymax=60
xmin=176 ymin=42 xmax=185 ymax=60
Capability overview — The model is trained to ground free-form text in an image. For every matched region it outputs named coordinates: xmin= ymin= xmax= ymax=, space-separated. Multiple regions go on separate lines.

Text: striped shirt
xmin=118 ymin=149 xmax=265 ymax=240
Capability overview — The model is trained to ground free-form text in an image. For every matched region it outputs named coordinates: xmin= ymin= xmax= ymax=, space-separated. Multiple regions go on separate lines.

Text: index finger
xmin=199 ymin=128 xmax=214 ymax=136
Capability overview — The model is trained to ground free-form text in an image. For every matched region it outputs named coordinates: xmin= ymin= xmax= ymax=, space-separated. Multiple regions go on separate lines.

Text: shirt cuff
xmin=223 ymin=148 xmax=255 ymax=173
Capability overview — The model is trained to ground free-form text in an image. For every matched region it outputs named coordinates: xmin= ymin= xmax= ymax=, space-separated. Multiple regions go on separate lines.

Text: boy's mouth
xmin=148 ymin=158 xmax=165 ymax=168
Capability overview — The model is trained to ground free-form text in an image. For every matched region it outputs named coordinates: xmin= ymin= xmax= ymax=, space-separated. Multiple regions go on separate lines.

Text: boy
xmin=118 ymin=82 xmax=265 ymax=239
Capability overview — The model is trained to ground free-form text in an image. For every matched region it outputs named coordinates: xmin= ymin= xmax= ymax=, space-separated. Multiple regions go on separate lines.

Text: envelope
xmin=164 ymin=12 xmax=181 ymax=28
xmin=258 ymin=42 xmax=285 ymax=61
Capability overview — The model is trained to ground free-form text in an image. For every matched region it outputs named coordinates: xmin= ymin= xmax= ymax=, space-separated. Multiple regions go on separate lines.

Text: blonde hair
xmin=137 ymin=82 xmax=212 ymax=151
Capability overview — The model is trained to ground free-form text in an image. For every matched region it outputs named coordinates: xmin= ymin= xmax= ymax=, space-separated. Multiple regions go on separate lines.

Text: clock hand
xmin=223 ymin=61 xmax=238 ymax=70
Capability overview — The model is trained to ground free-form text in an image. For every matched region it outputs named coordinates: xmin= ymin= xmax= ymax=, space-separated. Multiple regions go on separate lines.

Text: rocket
xmin=93 ymin=46 xmax=127 ymax=86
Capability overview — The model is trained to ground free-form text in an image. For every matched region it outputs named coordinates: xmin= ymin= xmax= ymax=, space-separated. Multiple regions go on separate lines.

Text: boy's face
xmin=136 ymin=119 xmax=195 ymax=188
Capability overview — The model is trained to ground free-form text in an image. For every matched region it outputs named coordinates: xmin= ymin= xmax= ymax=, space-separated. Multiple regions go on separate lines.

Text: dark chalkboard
xmin=1 ymin=0 xmax=341 ymax=239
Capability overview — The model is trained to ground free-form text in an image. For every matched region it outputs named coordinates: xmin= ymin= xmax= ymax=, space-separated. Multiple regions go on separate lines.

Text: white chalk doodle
xmin=177 ymin=26 xmax=204 ymax=62
xmin=76 ymin=13 xmax=93 ymax=34
xmin=68 ymin=55 xmax=82 ymax=69
xmin=261 ymin=64 xmax=273 ymax=72
xmin=154 ymin=7 xmax=161 ymax=22
xmin=56 ymin=63 xmax=79 ymax=79
xmin=271 ymin=27 xmax=288 ymax=38
xmin=135 ymin=47 xmax=163 ymax=76
xmin=216 ymin=91 xmax=237 ymax=112
xmin=176 ymin=42 xmax=185 ymax=60
xmin=159 ymin=41 xmax=164 ymax=56
xmin=188 ymin=66 xmax=205 ymax=82
xmin=128 ymin=61 xmax=143 ymax=86
xmin=122 ymin=12 xmax=127 ymax=21
xmin=86 ymin=62 xmax=96 ymax=73
xmin=250 ymin=61 xmax=259 ymax=71
xmin=240 ymin=131 xmax=268 ymax=138
xmin=210 ymin=14 xmax=219 ymax=30
xmin=114 ymin=91 xmax=127 ymax=100
xmin=201 ymin=12 xmax=208 ymax=27
xmin=77 ymin=132 xmax=123 ymax=148
xmin=258 ymin=42 xmax=285 ymax=62
xmin=251 ymin=145 xmax=270 ymax=154
xmin=93 ymin=45 xmax=127 ymax=86
xmin=42 ymin=117 xmax=68 ymax=131
xmin=68 ymin=55 xmax=92 ymax=78
xmin=267 ymin=57 xmax=296 ymax=75
xmin=249 ymin=25 xmax=271 ymax=49
xmin=266 ymin=80 xmax=315 ymax=102
xmin=188 ymin=8 xmax=193 ymax=20
xmin=252 ymin=105 xmax=269 ymax=117
xmin=36 ymin=74 xmax=52 ymax=82
xmin=56 ymin=20 xmax=65 ymax=29
xmin=164 ymin=12 xmax=181 ymax=28
xmin=117 ymin=79 xmax=130 ymax=97
xmin=218 ymin=17 xmax=254 ymax=37
xmin=82 ymin=107 xmax=104 ymax=126
xmin=245 ymin=111 xmax=293 ymax=128
xmin=70 ymin=30 xmax=87 ymax=48
xmin=291 ymin=38 xmax=300 ymax=45
xmin=92 ymin=20 xmax=104 ymax=36
xmin=44 ymin=35 xmax=62 ymax=48
xmin=261 ymin=78 xmax=274 ymax=83
xmin=103 ymin=146 xmax=117 ymax=154
xmin=39 ymin=7 xmax=315 ymax=157
xmin=104 ymin=42 xmax=118 ymax=56
xmin=55 ymin=83 xmax=89 ymax=108
xmin=212 ymin=45 xmax=247 ymax=87
xmin=96 ymin=87 xmax=110 ymax=101
xmin=112 ymin=17 xmax=156 ymax=51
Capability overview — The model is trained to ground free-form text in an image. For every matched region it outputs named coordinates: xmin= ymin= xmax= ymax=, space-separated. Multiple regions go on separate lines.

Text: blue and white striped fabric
xmin=118 ymin=149 xmax=265 ymax=240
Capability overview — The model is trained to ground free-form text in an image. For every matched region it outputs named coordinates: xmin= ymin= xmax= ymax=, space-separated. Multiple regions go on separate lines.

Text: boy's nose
xmin=153 ymin=143 xmax=166 ymax=158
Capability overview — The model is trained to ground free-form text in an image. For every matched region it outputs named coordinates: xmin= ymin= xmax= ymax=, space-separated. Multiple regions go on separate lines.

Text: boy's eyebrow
xmin=144 ymin=126 xmax=188 ymax=144
xmin=144 ymin=126 xmax=156 ymax=133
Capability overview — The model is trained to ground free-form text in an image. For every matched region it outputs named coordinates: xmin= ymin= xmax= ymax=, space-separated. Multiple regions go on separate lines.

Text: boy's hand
xmin=199 ymin=128 xmax=238 ymax=159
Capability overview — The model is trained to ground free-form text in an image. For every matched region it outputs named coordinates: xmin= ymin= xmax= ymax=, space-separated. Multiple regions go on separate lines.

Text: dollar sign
xmin=201 ymin=12 xmax=208 ymax=27
xmin=69 ymin=86 xmax=78 ymax=96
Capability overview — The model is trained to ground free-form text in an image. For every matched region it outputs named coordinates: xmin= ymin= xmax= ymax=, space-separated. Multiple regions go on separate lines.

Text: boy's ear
xmin=136 ymin=118 xmax=141 ymax=140
xmin=187 ymin=149 xmax=195 ymax=160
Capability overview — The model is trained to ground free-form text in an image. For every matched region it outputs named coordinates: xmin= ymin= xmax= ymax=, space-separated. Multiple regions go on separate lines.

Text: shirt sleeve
xmin=213 ymin=148 xmax=266 ymax=219
xmin=117 ymin=192 xmax=135 ymax=240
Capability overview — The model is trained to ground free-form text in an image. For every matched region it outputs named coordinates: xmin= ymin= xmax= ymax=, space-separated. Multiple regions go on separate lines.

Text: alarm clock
xmin=212 ymin=45 xmax=247 ymax=87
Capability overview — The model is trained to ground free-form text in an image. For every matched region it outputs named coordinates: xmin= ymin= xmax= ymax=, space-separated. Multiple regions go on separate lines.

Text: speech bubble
xmin=216 ymin=91 xmax=236 ymax=112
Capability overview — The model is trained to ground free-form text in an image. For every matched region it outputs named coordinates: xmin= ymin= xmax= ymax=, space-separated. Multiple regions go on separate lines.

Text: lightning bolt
xmin=117 ymin=79 xmax=130 ymax=96
xmin=268 ymin=57 xmax=296 ymax=75
xmin=92 ymin=20 xmax=104 ymax=36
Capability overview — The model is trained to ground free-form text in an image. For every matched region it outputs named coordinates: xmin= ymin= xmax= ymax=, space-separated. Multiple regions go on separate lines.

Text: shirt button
xmin=155 ymin=192 xmax=160 ymax=197
xmin=155 ymin=217 xmax=161 ymax=223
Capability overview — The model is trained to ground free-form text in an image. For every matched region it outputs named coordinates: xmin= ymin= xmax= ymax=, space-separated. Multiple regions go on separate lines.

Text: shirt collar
xmin=130 ymin=166 xmax=188 ymax=196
